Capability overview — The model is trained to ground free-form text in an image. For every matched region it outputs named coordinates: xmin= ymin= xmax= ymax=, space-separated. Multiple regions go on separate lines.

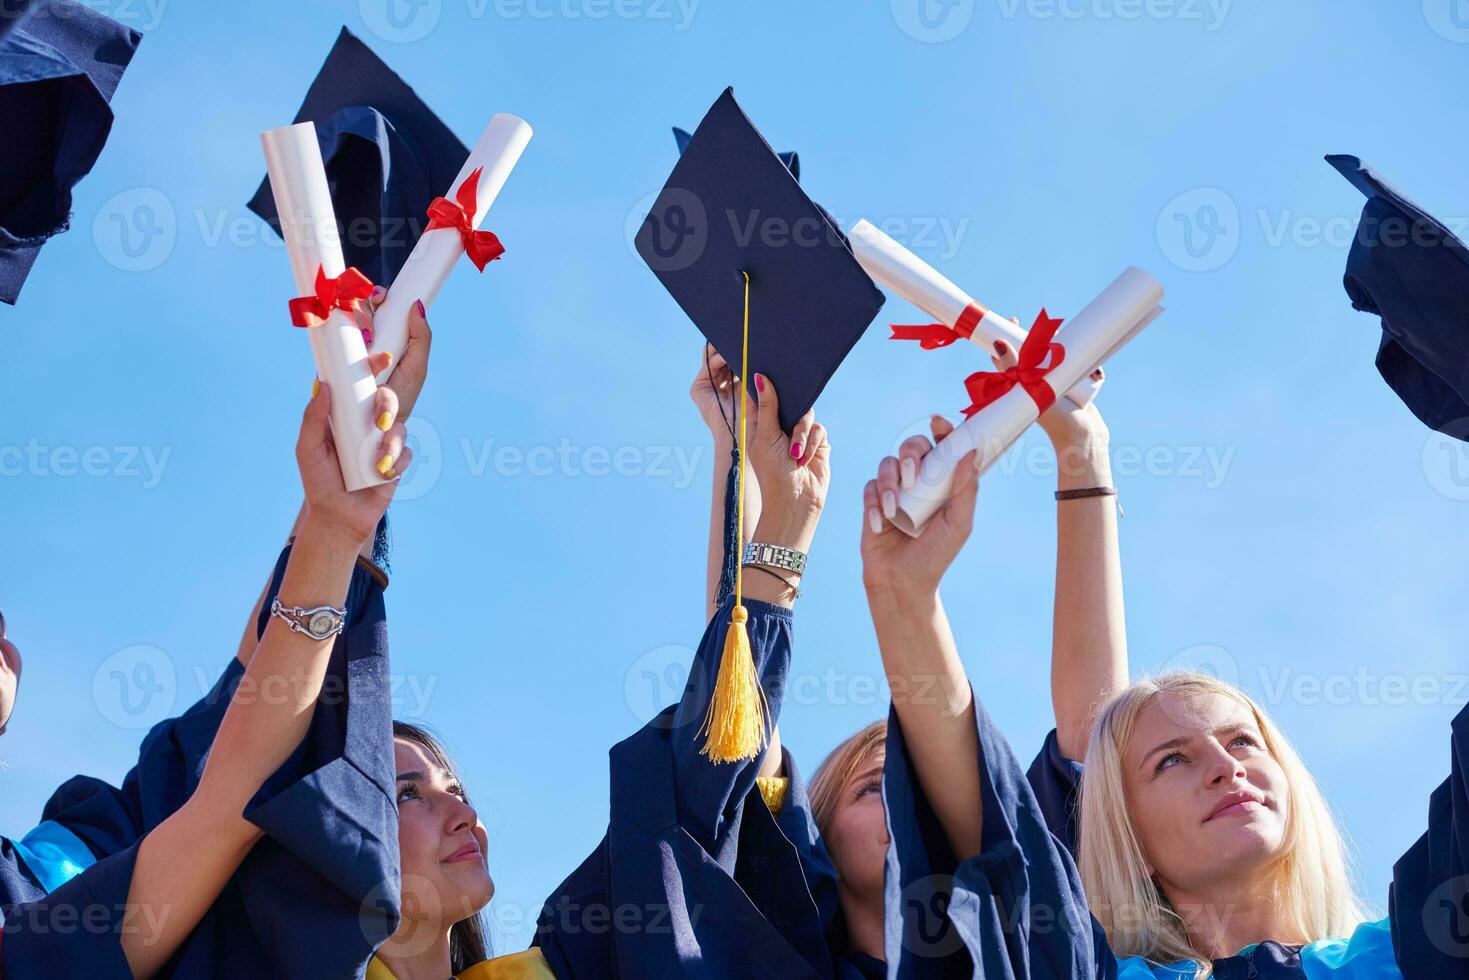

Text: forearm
xmin=865 ymin=585 xmax=981 ymax=860
xmin=1052 ymin=441 xmax=1127 ymax=760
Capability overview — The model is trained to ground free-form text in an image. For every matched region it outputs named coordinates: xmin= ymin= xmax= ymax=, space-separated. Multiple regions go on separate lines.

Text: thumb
xmin=298 ymin=380 xmax=332 ymax=456
xmin=942 ymin=450 xmax=981 ymax=529
xmin=754 ymin=374 xmax=783 ymax=449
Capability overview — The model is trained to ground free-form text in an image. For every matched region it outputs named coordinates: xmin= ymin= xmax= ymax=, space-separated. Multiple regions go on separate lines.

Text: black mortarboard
xmin=673 ymin=124 xmax=800 ymax=182
xmin=0 ymin=0 xmax=141 ymax=305
xmin=1328 ymin=154 xmax=1469 ymax=438
xmin=639 ymin=88 xmax=883 ymax=434
xmin=247 ymin=28 xmax=468 ymax=286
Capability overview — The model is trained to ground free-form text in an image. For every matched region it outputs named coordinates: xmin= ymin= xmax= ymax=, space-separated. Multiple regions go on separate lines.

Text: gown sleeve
xmin=1388 ymin=697 xmax=1469 ymax=977
xmin=881 ymin=693 xmax=1114 ymax=979
xmin=536 ymin=597 xmax=832 ymax=979
xmin=0 ymin=543 xmax=402 ymax=980
xmin=1025 ymin=728 xmax=1086 ymax=859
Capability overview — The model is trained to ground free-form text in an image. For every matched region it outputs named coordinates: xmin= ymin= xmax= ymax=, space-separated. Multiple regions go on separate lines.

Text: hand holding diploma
xmin=892 ymin=267 xmax=1164 ymax=536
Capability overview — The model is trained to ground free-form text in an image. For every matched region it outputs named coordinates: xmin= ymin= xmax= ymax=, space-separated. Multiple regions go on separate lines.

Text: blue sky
xmin=4 ymin=0 xmax=1469 ymax=954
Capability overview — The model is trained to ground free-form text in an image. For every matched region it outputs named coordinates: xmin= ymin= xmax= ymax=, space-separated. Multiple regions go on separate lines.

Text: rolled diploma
xmin=373 ymin=114 xmax=534 ymax=379
xmin=848 ymin=219 xmax=1103 ymax=408
xmin=892 ymin=267 xmax=1165 ymax=537
xmin=261 ymin=122 xmax=384 ymax=492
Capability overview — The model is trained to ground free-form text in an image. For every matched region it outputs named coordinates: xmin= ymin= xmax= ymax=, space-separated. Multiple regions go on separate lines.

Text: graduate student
xmin=0 ymin=319 xmax=419 ymax=978
xmin=691 ymin=338 xmax=1127 ymax=976
xmin=867 ymin=431 xmax=1469 ymax=978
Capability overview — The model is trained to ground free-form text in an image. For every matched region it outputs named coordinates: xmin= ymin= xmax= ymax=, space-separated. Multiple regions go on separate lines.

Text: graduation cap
xmin=673 ymin=124 xmax=800 ymax=182
xmin=1327 ymin=154 xmax=1469 ymax=439
xmin=247 ymin=28 xmax=468 ymax=286
xmin=636 ymin=89 xmax=883 ymax=764
xmin=0 ymin=0 xmax=141 ymax=305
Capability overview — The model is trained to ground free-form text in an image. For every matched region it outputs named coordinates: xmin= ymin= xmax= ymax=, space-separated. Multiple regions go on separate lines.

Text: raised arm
xmin=118 ymin=375 xmax=416 ymax=978
xmin=861 ymin=419 xmax=983 ymax=861
xmin=234 ymin=294 xmax=431 ymax=669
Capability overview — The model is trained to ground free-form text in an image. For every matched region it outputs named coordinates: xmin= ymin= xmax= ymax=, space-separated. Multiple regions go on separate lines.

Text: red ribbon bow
xmin=288 ymin=265 xmax=376 ymax=328
xmin=890 ymin=301 xmax=988 ymax=350
xmin=426 ymin=166 xmax=505 ymax=272
xmin=960 ymin=310 xmax=1066 ymax=418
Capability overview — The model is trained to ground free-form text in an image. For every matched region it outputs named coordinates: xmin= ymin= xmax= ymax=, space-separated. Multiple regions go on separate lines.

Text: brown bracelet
xmin=742 ymin=562 xmax=801 ymax=599
xmin=1055 ymin=486 xmax=1117 ymax=501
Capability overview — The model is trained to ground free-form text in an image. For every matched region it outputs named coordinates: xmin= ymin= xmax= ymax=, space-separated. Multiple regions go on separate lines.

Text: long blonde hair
xmin=1076 ymin=673 xmax=1366 ymax=977
xmin=809 ymin=720 xmax=887 ymax=837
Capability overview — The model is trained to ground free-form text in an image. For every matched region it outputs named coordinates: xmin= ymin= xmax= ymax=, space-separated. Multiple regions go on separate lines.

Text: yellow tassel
xmin=699 ymin=270 xmax=769 ymax=763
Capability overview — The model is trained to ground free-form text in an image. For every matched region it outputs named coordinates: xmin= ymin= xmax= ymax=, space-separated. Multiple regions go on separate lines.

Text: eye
xmin=852 ymin=777 xmax=881 ymax=802
xmin=446 ymin=781 xmax=468 ymax=802
xmin=1229 ymin=733 xmax=1261 ymax=751
xmin=396 ymin=782 xmax=422 ymax=805
xmin=1154 ymin=751 xmax=1186 ymax=773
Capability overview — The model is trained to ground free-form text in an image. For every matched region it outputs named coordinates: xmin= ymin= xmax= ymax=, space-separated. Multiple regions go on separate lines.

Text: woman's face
xmin=1122 ymin=691 xmax=1290 ymax=897
xmin=393 ymin=737 xmax=493 ymax=932
xmin=823 ymin=750 xmax=889 ymax=903
xmin=0 ymin=612 xmax=21 ymax=735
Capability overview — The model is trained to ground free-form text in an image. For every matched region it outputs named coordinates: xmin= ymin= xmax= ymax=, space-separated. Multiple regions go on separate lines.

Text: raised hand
xmin=297 ymin=380 xmax=413 ymax=548
xmin=860 ymin=417 xmax=979 ymax=597
xmin=0 ymin=611 xmax=20 ymax=736
xmin=744 ymin=374 xmax=828 ymax=553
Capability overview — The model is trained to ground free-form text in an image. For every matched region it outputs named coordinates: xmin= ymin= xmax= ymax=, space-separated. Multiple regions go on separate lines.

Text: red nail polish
xmin=790 ymin=443 xmax=802 ymax=459
xmin=755 ymin=375 xmax=765 ymax=393
xmin=414 ymin=299 xmax=426 ymax=318
xmin=994 ymin=340 xmax=1006 ymax=354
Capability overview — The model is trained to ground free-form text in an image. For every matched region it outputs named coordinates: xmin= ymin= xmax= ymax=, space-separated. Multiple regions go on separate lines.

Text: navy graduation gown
xmin=536 ymin=598 xmax=834 ymax=978
xmin=0 ymin=544 xmax=401 ymax=978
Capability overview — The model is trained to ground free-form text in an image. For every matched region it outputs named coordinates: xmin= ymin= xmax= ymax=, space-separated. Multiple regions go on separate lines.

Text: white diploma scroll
xmin=848 ymin=219 xmax=1103 ymax=409
xmin=373 ymin=114 xmax=534 ymax=379
xmin=892 ymin=267 xmax=1165 ymax=537
xmin=261 ymin=122 xmax=384 ymax=492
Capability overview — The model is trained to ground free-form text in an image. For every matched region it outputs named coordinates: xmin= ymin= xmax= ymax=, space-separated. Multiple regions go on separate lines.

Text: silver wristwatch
xmin=743 ymin=542 xmax=807 ymax=577
xmin=270 ymin=597 xmax=347 ymax=640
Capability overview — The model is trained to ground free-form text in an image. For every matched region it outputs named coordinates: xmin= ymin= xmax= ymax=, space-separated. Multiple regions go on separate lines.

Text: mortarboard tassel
xmin=699 ymin=271 xmax=770 ymax=763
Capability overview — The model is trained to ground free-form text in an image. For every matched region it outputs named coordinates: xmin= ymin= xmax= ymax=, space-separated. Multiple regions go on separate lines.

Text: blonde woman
xmin=864 ymin=445 xmax=1456 ymax=977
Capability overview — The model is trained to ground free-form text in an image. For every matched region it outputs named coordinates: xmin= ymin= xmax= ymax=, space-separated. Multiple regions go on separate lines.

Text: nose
xmin=1202 ymin=739 xmax=1245 ymax=786
xmin=444 ymin=794 xmax=477 ymax=835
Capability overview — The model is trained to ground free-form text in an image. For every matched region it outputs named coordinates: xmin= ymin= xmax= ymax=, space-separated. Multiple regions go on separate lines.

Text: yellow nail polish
xmin=383 ymin=352 xmax=393 ymax=365
xmin=311 ymin=379 xmax=320 ymax=399
xmin=376 ymin=411 xmax=392 ymax=431
xmin=376 ymin=454 xmax=394 ymax=476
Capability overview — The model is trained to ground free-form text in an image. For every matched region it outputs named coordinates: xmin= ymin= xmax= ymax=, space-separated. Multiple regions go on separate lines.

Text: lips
xmin=443 ymin=841 xmax=482 ymax=864
xmin=1204 ymin=790 xmax=1266 ymax=823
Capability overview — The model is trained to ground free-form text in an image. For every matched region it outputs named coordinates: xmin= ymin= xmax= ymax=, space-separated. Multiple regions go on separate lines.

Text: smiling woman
xmin=1078 ymin=674 xmax=1367 ymax=973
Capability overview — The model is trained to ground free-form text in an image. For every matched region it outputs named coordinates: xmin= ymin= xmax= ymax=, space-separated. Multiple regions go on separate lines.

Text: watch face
xmin=308 ymin=611 xmax=336 ymax=637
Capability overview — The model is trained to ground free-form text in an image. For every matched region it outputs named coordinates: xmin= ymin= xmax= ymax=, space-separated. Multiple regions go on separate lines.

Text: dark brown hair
xmin=392 ymin=720 xmax=491 ymax=971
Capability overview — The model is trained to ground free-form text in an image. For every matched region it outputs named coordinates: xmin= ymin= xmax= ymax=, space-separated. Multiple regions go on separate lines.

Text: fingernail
xmin=881 ymin=491 xmax=897 ymax=520
xmin=867 ymin=508 xmax=883 ymax=534
xmin=790 ymin=443 xmax=803 ymax=460
xmin=371 ymin=285 xmax=386 ymax=302
xmin=413 ymin=299 xmax=426 ymax=319
xmin=361 ymin=328 xmax=374 ymax=346
xmin=311 ymin=379 xmax=320 ymax=400
xmin=900 ymin=457 xmax=916 ymax=489
xmin=376 ymin=411 xmax=392 ymax=432
xmin=755 ymin=375 xmax=766 ymax=393
xmin=383 ymin=351 xmax=393 ymax=365
xmin=376 ymin=454 xmax=394 ymax=476
xmin=994 ymin=340 xmax=1007 ymax=355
